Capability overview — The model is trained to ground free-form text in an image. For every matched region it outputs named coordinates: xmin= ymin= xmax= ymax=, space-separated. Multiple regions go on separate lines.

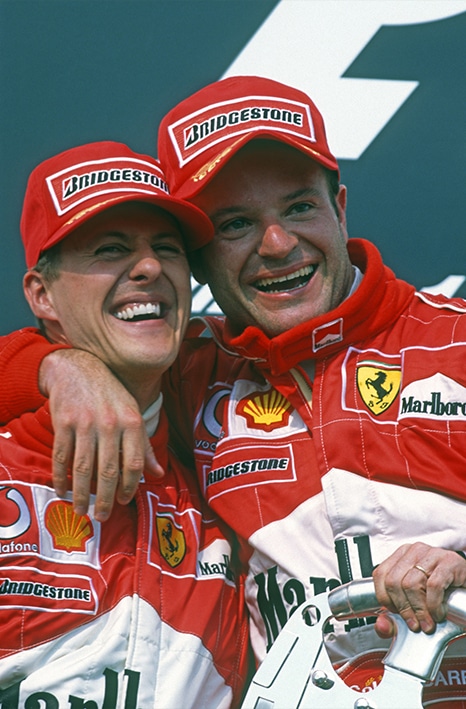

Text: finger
xmin=425 ymin=573 xmax=449 ymax=624
xmin=388 ymin=597 xmax=423 ymax=633
xmin=71 ymin=433 xmax=97 ymax=518
xmin=374 ymin=612 xmax=396 ymax=639
xmin=401 ymin=566 xmax=435 ymax=633
xmin=115 ymin=428 xmax=151 ymax=507
xmin=52 ymin=428 xmax=74 ymax=499
xmin=388 ymin=557 xmax=442 ymax=633
xmin=372 ymin=544 xmax=411 ymax=610
xmin=405 ymin=549 xmax=465 ymax=626
xmin=373 ymin=548 xmax=425 ymax=632
xmin=92 ymin=431 xmax=122 ymax=523
xmin=424 ymin=552 xmax=466 ymax=622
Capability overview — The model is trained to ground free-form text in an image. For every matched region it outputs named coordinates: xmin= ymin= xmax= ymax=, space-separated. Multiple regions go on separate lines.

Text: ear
xmin=188 ymin=250 xmax=208 ymax=285
xmin=23 ymin=270 xmax=59 ymax=321
xmin=336 ymin=184 xmax=348 ymax=234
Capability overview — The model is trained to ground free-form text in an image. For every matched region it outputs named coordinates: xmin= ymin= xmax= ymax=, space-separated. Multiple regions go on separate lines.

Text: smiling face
xmin=190 ymin=140 xmax=354 ymax=337
xmin=24 ymin=202 xmax=191 ymax=409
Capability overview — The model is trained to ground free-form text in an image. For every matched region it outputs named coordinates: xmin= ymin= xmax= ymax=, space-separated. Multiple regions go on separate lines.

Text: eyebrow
xmin=95 ymin=230 xmax=182 ymax=241
xmin=209 ymin=187 xmax=322 ymax=221
xmin=99 ymin=231 xmax=129 ymax=239
xmin=208 ymin=206 xmax=246 ymax=221
xmin=284 ymin=187 xmax=321 ymax=201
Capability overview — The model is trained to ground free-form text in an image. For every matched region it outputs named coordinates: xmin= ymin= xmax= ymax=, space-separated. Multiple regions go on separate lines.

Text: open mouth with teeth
xmin=114 ymin=303 xmax=164 ymax=321
xmin=254 ymin=265 xmax=316 ymax=293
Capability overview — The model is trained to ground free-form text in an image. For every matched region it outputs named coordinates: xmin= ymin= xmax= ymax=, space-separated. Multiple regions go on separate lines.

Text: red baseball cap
xmin=21 ymin=140 xmax=214 ymax=268
xmin=158 ymin=75 xmax=339 ymax=199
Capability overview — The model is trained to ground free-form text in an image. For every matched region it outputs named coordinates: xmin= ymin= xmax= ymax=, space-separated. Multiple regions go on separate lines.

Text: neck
xmin=114 ymin=372 xmax=162 ymax=413
xmin=43 ymin=326 xmax=163 ymax=414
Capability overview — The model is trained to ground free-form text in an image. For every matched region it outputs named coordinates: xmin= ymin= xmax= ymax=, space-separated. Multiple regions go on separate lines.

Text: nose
xmin=257 ymin=222 xmax=299 ymax=259
xmin=128 ymin=247 xmax=163 ymax=282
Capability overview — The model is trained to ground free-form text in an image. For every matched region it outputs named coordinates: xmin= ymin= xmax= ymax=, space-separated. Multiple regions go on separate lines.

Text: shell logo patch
xmin=156 ymin=516 xmax=186 ymax=567
xmin=357 ymin=361 xmax=401 ymax=415
xmin=44 ymin=500 xmax=94 ymax=553
xmin=237 ymin=389 xmax=292 ymax=431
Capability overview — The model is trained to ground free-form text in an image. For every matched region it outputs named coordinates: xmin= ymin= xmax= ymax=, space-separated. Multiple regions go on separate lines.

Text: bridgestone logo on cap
xmin=46 ymin=157 xmax=169 ymax=216
xmin=168 ymin=95 xmax=316 ymax=167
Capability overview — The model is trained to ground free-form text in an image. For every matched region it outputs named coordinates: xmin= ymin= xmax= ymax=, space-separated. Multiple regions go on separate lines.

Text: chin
xmin=262 ymin=312 xmax=313 ymax=337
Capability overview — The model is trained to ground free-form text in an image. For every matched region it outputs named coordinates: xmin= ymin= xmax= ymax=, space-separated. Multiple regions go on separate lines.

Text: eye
xmin=95 ymin=243 xmax=129 ymax=257
xmin=218 ymin=217 xmax=252 ymax=239
xmin=153 ymin=241 xmax=186 ymax=258
xmin=287 ymin=201 xmax=314 ymax=217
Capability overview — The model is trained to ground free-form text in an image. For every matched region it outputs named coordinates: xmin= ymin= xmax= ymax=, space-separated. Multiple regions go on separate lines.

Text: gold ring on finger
xmin=414 ymin=564 xmax=429 ymax=578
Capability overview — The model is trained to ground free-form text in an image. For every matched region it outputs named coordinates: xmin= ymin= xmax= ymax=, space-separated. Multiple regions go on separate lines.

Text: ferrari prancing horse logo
xmin=357 ymin=361 xmax=401 ymax=415
xmin=156 ymin=516 xmax=186 ymax=567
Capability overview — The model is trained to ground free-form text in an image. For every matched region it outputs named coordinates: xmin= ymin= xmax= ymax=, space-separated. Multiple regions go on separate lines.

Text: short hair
xmin=323 ymin=167 xmax=340 ymax=213
xmin=32 ymin=241 xmax=62 ymax=284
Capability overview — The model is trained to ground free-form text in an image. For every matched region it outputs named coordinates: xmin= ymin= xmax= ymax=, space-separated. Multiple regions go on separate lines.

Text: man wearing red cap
xmin=157 ymin=78 xmax=466 ymax=704
xmin=0 ymin=141 xmax=249 ymax=706
xmin=1 ymin=77 xmax=466 ymax=705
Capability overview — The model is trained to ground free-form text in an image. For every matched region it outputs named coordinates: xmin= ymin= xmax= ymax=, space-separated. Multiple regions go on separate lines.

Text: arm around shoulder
xmin=0 ymin=327 xmax=68 ymax=422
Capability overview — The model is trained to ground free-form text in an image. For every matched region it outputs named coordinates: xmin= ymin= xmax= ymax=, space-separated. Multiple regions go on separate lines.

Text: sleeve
xmin=0 ymin=327 xmax=69 ymax=423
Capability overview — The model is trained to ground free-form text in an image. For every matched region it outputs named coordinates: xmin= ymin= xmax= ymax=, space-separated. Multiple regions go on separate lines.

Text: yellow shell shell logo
xmin=157 ymin=516 xmax=186 ymax=568
xmin=44 ymin=500 xmax=94 ymax=553
xmin=237 ymin=389 xmax=292 ymax=432
xmin=357 ymin=362 xmax=401 ymax=415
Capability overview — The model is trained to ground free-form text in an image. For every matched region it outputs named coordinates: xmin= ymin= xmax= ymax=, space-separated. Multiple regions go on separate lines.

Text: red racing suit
xmin=164 ymin=238 xmax=466 ymax=706
xmin=1 ymin=238 xmax=466 ymax=705
xmin=0 ymin=404 xmax=249 ymax=707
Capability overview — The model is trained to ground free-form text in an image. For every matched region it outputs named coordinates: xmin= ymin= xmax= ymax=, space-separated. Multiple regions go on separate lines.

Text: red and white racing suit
xmin=1 ymin=238 xmax=466 ymax=705
xmin=164 ymin=238 xmax=466 ymax=706
xmin=0 ymin=405 xmax=249 ymax=707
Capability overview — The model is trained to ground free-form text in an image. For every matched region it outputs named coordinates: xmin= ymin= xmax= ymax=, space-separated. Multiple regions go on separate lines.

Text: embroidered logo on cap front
xmin=357 ymin=361 xmax=401 ymax=415
xmin=237 ymin=389 xmax=292 ymax=432
xmin=46 ymin=157 xmax=168 ymax=216
xmin=168 ymin=95 xmax=316 ymax=167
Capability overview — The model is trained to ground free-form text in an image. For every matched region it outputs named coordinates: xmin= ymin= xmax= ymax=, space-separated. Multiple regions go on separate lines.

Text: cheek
xmin=51 ymin=280 xmax=102 ymax=332
xmin=48 ymin=285 xmax=79 ymax=321
xmin=171 ymin=266 xmax=192 ymax=313
xmin=180 ymin=284 xmax=192 ymax=317
xmin=206 ymin=242 xmax=243 ymax=284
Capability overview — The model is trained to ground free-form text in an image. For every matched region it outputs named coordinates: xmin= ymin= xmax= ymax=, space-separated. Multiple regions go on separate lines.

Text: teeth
xmin=255 ymin=265 xmax=315 ymax=289
xmin=115 ymin=303 xmax=161 ymax=320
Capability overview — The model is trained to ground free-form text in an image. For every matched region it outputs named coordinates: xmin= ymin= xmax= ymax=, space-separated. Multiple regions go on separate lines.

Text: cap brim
xmin=173 ymin=128 xmax=340 ymax=200
xmin=38 ymin=192 xmax=213 ymax=262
